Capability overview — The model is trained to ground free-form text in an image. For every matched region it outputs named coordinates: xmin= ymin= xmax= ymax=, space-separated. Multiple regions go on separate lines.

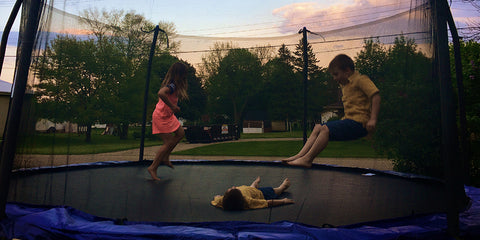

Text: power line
xmin=175 ymin=31 xmax=430 ymax=55
xmin=181 ymin=0 xmax=414 ymax=36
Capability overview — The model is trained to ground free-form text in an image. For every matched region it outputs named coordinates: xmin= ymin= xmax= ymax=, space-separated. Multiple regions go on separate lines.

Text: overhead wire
xmin=181 ymin=1 xmax=415 ymax=37
xmin=182 ymin=0 xmax=414 ymax=31
xmin=175 ymin=31 xmax=430 ymax=55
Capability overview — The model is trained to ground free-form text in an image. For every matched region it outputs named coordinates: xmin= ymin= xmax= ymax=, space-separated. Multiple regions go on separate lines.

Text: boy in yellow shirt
xmin=283 ymin=54 xmax=381 ymax=168
xmin=211 ymin=177 xmax=294 ymax=210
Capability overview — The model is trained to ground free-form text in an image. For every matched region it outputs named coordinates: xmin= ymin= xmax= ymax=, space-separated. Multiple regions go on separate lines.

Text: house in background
xmin=0 ymin=79 xmax=12 ymax=137
xmin=321 ymin=101 xmax=344 ymax=124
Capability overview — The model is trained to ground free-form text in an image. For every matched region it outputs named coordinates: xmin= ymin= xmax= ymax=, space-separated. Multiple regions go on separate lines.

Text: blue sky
xmin=0 ymin=0 xmax=479 ymax=83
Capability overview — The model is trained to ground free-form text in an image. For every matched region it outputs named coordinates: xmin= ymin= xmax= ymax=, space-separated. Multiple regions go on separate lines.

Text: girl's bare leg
xmin=160 ymin=127 xmax=185 ymax=168
xmin=148 ymin=137 xmax=170 ymax=180
xmin=282 ymin=124 xmax=323 ymax=162
xmin=273 ymin=178 xmax=290 ymax=195
xmin=286 ymin=125 xmax=329 ymax=168
xmin=147 ymin=127 xmax=185 ymax=180
xmin=250 ymin=176 xmax=261 ymax=188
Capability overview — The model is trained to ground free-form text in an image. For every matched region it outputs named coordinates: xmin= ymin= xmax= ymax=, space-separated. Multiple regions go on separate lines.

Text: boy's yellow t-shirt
xmin=341 ymin=71 xmax=379 ymax=126
xmin=211 ymin=185 xmax=268 ymax=209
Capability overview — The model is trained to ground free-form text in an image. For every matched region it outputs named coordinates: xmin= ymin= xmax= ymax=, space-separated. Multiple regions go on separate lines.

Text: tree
xmin=250 ymin=44 xmax=275 ymax=64
xmin=355 ymin=38 xmax=388 ymax=82
xmin=34 ymin=36 xmax=125 ymax=142
xmin=199 ymin=42 xmax=236 ymax=81
xmin=306 ymin=69 xmax=338 ymax=121
xmin=79 ymin=9 xmax=177 ymax=139
xmin=263 ymin=58 xmax=301 ymax=121
xmin=293 ymin=39 xmax=321 ymax=75
xmin=277 ymin=44 xmax=295 ymax=67
xmin=206 ymin=48 xmax=263 ymax=124
xmin=449 ymin=40 xmax=480 ymax=184
xmin=367 ymin=36 xmax=442 ymax=177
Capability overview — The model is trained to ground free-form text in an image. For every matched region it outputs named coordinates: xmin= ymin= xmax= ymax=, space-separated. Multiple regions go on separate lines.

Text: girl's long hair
xmin=161 ymin=62 xmax=189 ymax=100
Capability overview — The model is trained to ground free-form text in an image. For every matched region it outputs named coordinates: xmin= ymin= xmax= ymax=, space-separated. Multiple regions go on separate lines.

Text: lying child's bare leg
xmin=273 ymin=178 xmax=290 ymax=195
xmin=250 ymin=176 xmax=261 ymax=188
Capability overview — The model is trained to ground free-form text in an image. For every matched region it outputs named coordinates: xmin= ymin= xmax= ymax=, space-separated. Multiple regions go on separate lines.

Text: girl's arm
xmin=267 ymin=198 xmax=294 ymax=207
xmin=158 ymin=86 xmax=180 ymax=113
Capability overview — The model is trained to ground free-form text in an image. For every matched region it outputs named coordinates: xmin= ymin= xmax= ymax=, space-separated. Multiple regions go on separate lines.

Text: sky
xmin=0 ymin=0 xmax=479 ymax=85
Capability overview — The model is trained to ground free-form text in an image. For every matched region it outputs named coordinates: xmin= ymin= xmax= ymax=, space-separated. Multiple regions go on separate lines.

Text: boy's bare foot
xmin=281 ymin=156 xmax=298 ymax=163
xmin=147 ymin=167 xmax=161 ymax=181
xmin=284 ymin=157 xmax=312 ymax=168
xmin=251 ymin=176 xmax=261 ymax=188
xmin=280 ymin=178 xmax=291 ymax=191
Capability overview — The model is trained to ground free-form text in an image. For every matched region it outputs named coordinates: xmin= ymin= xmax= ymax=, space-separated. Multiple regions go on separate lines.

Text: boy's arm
xmin=366 ymin=93 xmax=381 ymax=132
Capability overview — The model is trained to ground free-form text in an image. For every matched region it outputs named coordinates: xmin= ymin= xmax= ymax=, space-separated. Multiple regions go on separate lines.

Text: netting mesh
xmin=16 ymin=1 xmax=436 ymax=170
xmin=5 ymin=0 xmax=462 ymax=227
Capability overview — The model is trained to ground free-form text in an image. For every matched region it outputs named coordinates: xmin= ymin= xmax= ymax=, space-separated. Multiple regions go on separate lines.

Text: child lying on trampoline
xmin=211 ymin=177 xmax=294 ymax=210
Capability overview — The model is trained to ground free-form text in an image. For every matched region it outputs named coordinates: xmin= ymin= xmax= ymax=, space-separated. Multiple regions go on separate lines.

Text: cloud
xmin=272 ymin=0 xmax=410 ymax=34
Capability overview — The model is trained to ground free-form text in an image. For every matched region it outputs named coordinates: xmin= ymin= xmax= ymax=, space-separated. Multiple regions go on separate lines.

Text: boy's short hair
xmin=223 ymin=189 xmax=245 ymax=211
xmin=328 ymin=54 xmax=355 ymax=72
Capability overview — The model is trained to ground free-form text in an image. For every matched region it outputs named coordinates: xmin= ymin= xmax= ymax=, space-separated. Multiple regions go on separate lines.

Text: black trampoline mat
xmin=8 ymin=160 xmax=446 ymax=227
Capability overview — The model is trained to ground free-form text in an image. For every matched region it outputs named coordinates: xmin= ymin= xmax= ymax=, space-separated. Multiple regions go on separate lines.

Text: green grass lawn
xmin=174 ymin=138 xmax=383 ymax=158
xmin=18 ymin=130 xmax=160 ymax=155
xmin=18 ymin=130 xmax=383 ymax=158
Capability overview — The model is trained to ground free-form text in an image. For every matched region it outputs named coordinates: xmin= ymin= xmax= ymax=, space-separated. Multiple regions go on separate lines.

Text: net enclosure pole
xmin=0 ymin=0 xmax=42 ymax=219
xmin=300 ymin=27 xmax=308 ymax=145
xmin=0 ymin=0 xmax=23 ymax=76
xmin=433 ymin=0 xmax=467 ymax=236
xmin=139 ymin=25 xmax=160 ymax=161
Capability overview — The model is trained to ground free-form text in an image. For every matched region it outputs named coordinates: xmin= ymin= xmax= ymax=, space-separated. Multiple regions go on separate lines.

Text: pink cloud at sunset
xmin=272 ymin=0 xmax=420 ymax=34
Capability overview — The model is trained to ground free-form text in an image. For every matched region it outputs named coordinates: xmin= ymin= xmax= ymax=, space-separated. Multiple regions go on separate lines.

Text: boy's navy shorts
xmin=258 ymin=187 xmax=278 ymax=200
xmin=325 ymin=119 xmax=368 ymax=141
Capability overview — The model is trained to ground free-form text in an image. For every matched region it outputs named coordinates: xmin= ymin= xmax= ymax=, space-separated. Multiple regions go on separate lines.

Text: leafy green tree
xmin=206 ymin=48 xmax=263 ymax=124
xmin=449 ymin=40 xmax=480 ymax=185
xmin=34 ymin=36 xmax=125 ymax=142
xmin=292 ymin=39 xmax=336 ymax=123
xmin=263 ymin=58 xmax=301 ymax=121
xmin=293 ymin=39 xmax=321 ymax=75
xmin=450 ymin=40 xmax=480 ymax=139
xmin=199 ymin=42 xmax=236 ymax=80
xmin=366 ymin=36 xmax=442 ymax=177
xmin=355 ymin=38 xmax=388 ymax=82
xmin=277 ymin=44 xmax=296 ymax=67
xmin=307 ymin=69 xmax=338 ymax=121
xmin=79 ymin=9 xmax=177 ymax=139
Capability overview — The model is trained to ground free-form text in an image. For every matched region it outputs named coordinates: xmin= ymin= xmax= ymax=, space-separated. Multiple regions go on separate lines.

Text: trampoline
xmin=2 ymin=0 xmax=480 ymax=239
xmin=3 ymin=160 xmax=480 ymax=239
xmin=7 ymin=160 xmax=447 ymax=226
